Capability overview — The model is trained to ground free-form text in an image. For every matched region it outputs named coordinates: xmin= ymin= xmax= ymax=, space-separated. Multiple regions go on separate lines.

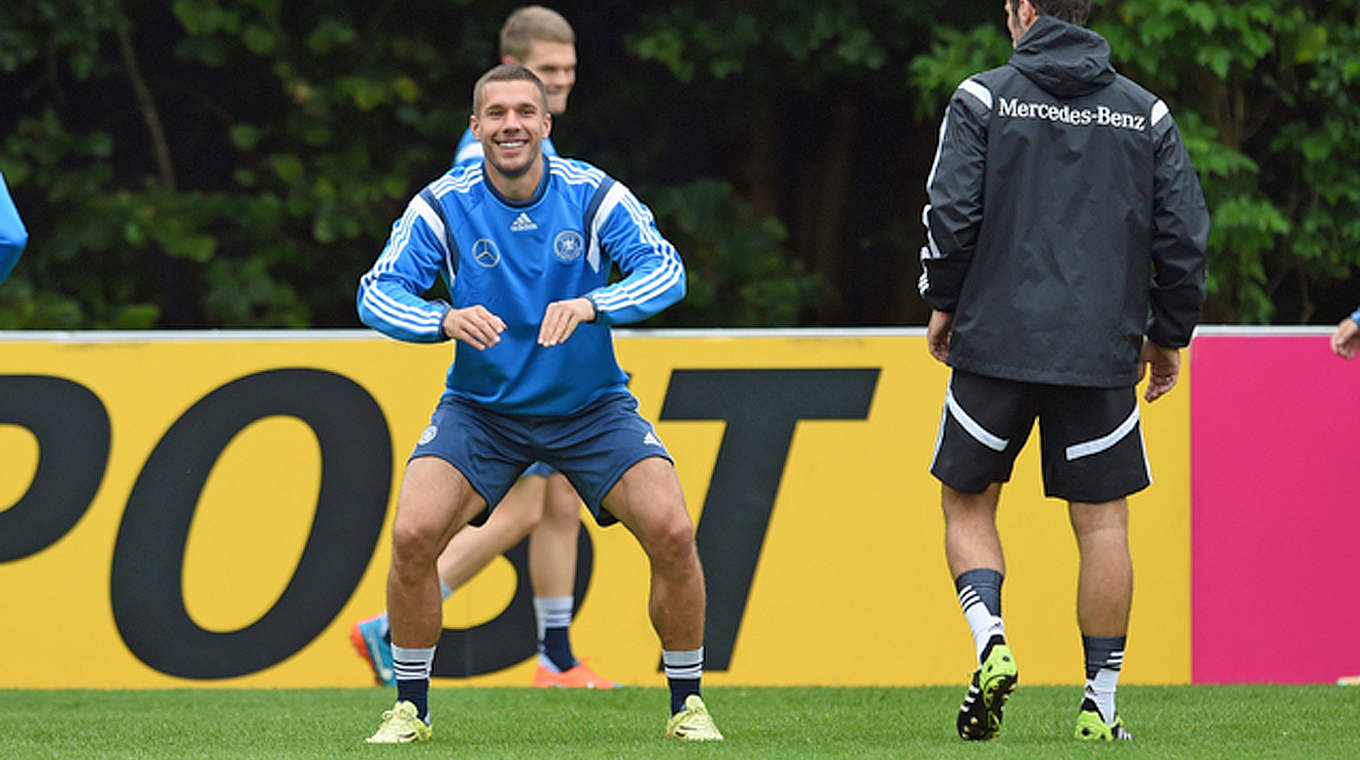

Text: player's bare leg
xmin=1069 ymin=499 xmax=1135 ymax=740
xmin=1069 ymin=499 xmax=1132 ymax=636
xmin=388 ymin=457 xmax=486 ymax=649
xmin=526 ymin=474 xmax=616 ymax=687
xmin=603 ymin=457 xmax=704 ymax=651
xmin=529 ymin=474 xmax=580 ymax=599
xmin=603 ymin=457 xmax=720 ymax=739
xmin=942 ymin=483 xmax=1016 ymax=740
xmin=354 ymin=473 xmax=545 ymax=687
xmin=367 ymin=456 xmax=484 ymax=742
xmin=942 ymin=483 xmax=1004 ymax=577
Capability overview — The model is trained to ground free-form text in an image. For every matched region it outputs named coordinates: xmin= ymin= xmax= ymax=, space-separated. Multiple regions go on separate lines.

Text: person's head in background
xmin=1004 ymin=0 xmax=1091 ymax=46
xmin=500 ymin=6 xmax=576 ymax=116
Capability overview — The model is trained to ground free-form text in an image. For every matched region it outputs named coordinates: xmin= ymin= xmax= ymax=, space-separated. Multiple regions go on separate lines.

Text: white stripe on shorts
xmin=945 ymin=387 xmax=1009 ymax=452
xmin=1065 ymin=404 xmax=1140 ymax=461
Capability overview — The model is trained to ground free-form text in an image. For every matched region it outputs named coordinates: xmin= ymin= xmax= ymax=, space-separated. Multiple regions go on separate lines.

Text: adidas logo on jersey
xmin=643 ymin=431 xmax=662 ymax=447
xmin=510 ymin=212 xmax=538 ymax=231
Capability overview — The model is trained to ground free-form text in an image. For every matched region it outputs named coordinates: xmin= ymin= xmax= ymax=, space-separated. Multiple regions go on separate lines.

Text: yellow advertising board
xmin=0 ymin=330 xmax=1189 ymax=688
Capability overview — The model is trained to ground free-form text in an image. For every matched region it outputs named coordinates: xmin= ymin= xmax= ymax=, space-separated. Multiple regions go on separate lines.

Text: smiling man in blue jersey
xmin=349 ymin=5 xmax=621 ymax=694
xmin=357 ymin=64 xmax=722 ymax=744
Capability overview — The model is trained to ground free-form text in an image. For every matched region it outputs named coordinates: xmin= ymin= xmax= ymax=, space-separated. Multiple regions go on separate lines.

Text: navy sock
xmin=668 ymin=679 xmax=700 ymax=715
xmin=542 ymin=626 xmax=577 ymax=672
xmin=662 ymin=648 xmax=704 ymax=715
xmin=396 ymin=680 xmax=429 ymax=721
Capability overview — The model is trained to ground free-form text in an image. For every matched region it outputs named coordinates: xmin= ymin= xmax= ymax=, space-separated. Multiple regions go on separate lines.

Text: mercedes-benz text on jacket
xmin=918 ymin=15 xmax=1209 ymax=388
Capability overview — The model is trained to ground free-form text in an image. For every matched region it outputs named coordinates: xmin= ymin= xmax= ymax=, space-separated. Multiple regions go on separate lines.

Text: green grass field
xmin=2 ymin=684 xmax=1353 ymax=759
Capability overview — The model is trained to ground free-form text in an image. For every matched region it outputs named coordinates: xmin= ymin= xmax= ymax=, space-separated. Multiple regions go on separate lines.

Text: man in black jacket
xmin=918 ymin=0 xmax=1208 ymax=743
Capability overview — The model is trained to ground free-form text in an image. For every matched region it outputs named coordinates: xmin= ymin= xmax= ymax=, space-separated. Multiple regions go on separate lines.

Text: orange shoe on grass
xmin=533 ymin=658 xmax=620 ymax=689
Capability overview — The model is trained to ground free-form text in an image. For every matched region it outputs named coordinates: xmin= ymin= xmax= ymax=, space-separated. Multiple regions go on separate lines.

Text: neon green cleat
xmin=364 ymin=700 xmax=432 ymax=744
xmin=1074 ymin=708 xmax=1133 ymax=741
xmin=665 ymin=695 xmax=724 ymax=741
xmin=957 ymin=643 xmax=1018 ymax=740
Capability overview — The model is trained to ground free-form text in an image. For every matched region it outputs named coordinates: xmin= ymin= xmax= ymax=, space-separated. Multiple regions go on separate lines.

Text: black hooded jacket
xmin=918 ymin=15 xmax=1209 ymax=387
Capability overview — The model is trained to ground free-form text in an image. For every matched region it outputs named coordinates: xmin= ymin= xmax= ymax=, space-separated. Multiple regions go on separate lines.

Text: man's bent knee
xmin=391 ymin=520 xmax=445 ymax=568
xmin=640 ymin=510 xmax=699 ymax=567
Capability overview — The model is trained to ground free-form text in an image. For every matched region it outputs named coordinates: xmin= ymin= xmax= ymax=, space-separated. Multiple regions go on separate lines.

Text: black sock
xmin=1082 ymin=635 xmax=1126 ymax=679
xmin=954 ymin=568 xmax=1004 ymax=617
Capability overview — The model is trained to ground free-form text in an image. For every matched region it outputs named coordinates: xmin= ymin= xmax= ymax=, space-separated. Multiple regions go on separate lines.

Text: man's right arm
xmin=918 ymin=78 xmax=990 ymax=313
xmin=356 ymin=193 xmax=454 ymax=343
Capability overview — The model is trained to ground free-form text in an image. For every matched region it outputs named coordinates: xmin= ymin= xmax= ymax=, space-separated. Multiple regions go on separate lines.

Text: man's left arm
xmin=537 ymin=182 xmax=685 ymax=346
xmin=1145 ymin=103 xmax=1209 ymax=350
xmin=580 ymin=184 xmax=685 ymax=327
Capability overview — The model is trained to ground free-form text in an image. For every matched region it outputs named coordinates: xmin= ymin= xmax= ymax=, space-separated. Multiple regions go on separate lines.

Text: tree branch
xmin=116 ymin=19 xmax=176 ymax=190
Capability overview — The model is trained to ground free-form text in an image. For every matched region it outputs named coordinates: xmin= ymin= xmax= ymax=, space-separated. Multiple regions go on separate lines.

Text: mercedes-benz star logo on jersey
xmin=472 ymin=238 xmax=499 ymax=268
xmin=554 ymin=230 xmax=584 ymax=262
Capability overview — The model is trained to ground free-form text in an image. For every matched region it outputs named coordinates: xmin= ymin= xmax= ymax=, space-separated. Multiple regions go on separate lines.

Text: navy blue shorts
xmin=410 ymin=392 xmax=672 ymax=526
xmin=930 ymin=369 xmax=1151 ymax=503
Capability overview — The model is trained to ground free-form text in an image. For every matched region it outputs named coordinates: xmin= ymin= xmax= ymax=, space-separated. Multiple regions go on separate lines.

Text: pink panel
xmin=1191 ymin=333 xmax=1360 ymax=683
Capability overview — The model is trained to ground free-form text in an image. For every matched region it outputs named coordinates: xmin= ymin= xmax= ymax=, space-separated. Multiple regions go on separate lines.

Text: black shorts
xmin=930 ymin=369 xmax=1151 ymax=503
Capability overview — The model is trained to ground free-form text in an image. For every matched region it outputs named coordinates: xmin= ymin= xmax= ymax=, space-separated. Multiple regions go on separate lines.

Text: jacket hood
xmin=1009 ymin=15 xmax=1115 ymax=98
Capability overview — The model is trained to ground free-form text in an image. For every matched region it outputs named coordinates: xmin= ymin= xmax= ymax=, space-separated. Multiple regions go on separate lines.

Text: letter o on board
xmin=110 ymin=369 xmax=391 ymax=679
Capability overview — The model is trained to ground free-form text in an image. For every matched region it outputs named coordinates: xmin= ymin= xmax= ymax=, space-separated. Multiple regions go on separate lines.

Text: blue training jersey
xmin=357 ymin=155 xmax=685 ymax=416
xmin=0 ymin=170 xmax=28 ymax=283
xmin=452 ymin=126 xmax=558 ymax=169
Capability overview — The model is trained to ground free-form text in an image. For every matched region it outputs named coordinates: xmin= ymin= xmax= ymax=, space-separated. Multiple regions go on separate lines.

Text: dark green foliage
xmin=1 ymin=1 xmax=1356 ymax=328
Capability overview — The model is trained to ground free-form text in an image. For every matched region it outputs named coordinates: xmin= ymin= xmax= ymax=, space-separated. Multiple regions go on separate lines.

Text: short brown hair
xmin=1010 ymin=0 xmax=1090 ymax=26
xmin=472 ymin=63 xmax=549 ymax=115
xmin=500 ymin=6 xmax=575 ymax=62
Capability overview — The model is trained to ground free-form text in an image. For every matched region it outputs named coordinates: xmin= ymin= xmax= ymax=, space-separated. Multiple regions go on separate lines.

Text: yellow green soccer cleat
xmin=665 ymin=694 xmax=724 ymax=741
xmin=957 ymin=643 xmax=1018 ymax=740
xmin=364 ymin=700 xmax=432 ymax=744
xmin=1074 ymin=708 xmax=1134 ymax=741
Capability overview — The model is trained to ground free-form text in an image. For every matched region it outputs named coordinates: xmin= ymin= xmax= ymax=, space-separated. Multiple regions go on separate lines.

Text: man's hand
xmin=442 ymin=305 xmax=505 ymax=350
xmin=927 ymin=309 xmax=954 ymax=363
xmin=1331 ymin=317 xmax=1360 ymax=360
xmin=539 ymin=297 xmax=595 ymax=347
xmin=1137 ymin=338 xmax=1180 ymax=402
